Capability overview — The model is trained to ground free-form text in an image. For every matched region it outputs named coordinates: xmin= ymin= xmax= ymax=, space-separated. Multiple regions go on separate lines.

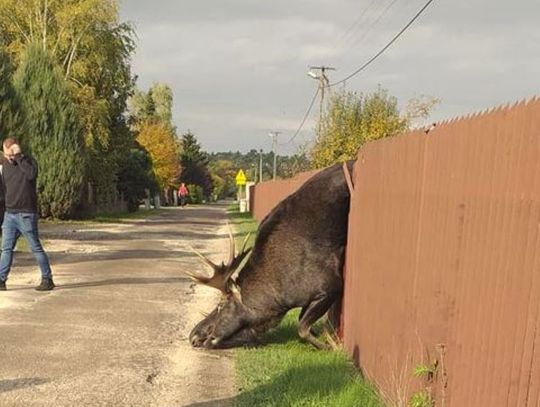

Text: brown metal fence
xmin=248 ymin=98 xmax=540 ymax=406
xmin=249 ymin=169 xmax=319 ymax=222
xmin=343 ymin=98 xmax=540 ymax=406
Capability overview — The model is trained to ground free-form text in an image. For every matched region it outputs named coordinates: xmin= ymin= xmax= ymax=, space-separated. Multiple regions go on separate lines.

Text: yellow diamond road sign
xmin=235 ymin=169 xmax=247 ymax=186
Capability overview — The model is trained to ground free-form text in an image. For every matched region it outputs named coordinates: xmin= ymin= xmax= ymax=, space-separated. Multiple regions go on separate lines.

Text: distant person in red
xmin=178 ymin=183 xmax=189 ymax=207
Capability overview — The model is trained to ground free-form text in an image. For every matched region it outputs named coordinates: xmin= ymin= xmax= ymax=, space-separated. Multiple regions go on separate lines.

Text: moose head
xmin=187 ymin=228 xmax=257 ymax=348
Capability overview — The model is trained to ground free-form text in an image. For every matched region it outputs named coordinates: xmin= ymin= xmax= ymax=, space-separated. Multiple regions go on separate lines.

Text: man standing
xmin=0 ymin=138 xmax=54 ymax=291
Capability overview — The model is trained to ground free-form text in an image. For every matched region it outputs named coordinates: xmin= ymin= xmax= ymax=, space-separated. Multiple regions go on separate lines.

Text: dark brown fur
xmin=190 ymin=161 xmax=354 ymax=349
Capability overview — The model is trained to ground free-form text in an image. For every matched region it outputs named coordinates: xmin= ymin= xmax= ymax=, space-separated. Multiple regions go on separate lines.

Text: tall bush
xmin=14 ymin=43 xmax=85 ymax=218
xmin=0 ymin=48 xmax=23 ymax=141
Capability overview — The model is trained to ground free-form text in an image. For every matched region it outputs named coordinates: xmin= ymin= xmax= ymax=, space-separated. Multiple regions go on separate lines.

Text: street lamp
xmin=307 ymin=66 xmax=335 ymax=135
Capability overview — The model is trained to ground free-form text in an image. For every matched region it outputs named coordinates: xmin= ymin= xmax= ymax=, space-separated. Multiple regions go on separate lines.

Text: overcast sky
xmin=120 ymin=0 xmax=540 ymax=154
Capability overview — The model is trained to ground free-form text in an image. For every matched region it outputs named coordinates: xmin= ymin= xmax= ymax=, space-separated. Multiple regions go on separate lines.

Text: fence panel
xmin=249 ymin=170 xmax=320 ymax=222
xmin=343 ymin=98 xmax=540 ymax=406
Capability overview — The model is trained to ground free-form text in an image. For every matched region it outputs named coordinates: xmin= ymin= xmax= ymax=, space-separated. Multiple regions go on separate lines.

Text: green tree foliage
xmin=309 ymin=87 xmax=439 ymax=169
xmin=278 ymin=152 xmax=311 ymax=179
xmin=151 ymin=83 xmax=173 ymax=126
xmin=310 ymin=87 xmax=407 ymax=169
xmin=186 ymin=184 xmax=204 ymax=204
xmin=0 ymin=48 xmax=23 ymax=140
xmin=0 ymin=0 xmax=137 ymax=213
xmin=179 ymin=132 xmax=213 ymax=198
xmin=142 ymin=89 xmax=157 ymax=123
xmin=128 ymin=83 xmax=175 ymax=130
xmin=207 ymin=150 xmax=310 ymax=198
xmin=208 ymin=158 xmax=237 ymax=199
xmin=14 ymin=43 xmax=85 ymax=218
xmin=117 ymin=146 xmax=158 ymax=212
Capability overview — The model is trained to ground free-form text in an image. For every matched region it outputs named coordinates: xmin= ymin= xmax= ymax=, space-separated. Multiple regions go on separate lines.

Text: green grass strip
xmin=90 ymin=208 xmax=166 ymax=223
xmin=227 ymin=204 xmax=386 ymax=407
xmin=41 ymin=208 xmax=167 ymax=225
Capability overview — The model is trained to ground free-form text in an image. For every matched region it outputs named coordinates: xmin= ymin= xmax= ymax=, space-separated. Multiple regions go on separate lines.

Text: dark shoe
xmin=0 ymin=281 xmax=5 ymax=291
xmin=35 ymin=278 xmax=55 ymax=291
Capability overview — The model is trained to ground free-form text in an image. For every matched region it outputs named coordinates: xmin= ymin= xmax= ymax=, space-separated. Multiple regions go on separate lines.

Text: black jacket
xmin=1 ymin=155 xmax=38 ymax=213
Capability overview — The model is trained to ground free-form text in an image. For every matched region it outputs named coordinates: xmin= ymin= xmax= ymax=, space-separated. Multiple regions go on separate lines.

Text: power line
xmin=349 ymin=0 xmax=401 ymax=48
xmin=340 ymin=0 xmax=380 ymax=43
xmin=281 ymin=86 xmax=320 ymax=145
xmin=328 ymin=0 xmax=436 ymax=88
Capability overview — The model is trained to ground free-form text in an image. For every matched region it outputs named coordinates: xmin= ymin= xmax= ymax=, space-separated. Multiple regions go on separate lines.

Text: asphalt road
xmin=0 ymin=204 xmax=236 ymax=407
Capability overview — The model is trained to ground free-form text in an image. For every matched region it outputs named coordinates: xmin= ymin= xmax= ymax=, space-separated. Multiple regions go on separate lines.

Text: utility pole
xmin=259 ymin=149 xmax=263 ymax=183
xmin=268 ymin=131 xmax=280 ymax=181
xmin=308 ymin=66 xmax=336 ymax=136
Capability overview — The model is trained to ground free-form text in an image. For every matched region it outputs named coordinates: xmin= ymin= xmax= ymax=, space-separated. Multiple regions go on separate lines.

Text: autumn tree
xmin=127 ymin=82 xmax=181 ymax=204
xmin=137 ymin=122 xmax=180 ymax=190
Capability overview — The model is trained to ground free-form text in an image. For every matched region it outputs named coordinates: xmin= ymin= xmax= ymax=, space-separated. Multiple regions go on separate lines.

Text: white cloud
xmin=120 ymin=0 xmax=540 ymax=153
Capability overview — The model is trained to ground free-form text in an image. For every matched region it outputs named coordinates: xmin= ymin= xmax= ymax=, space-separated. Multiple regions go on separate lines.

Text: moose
xmin=188 ymin=161 xmax=354 ymax=349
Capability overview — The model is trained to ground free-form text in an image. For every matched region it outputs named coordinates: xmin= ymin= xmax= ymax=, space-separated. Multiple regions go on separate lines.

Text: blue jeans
xmin=0 ymin=212 xmax=52 ymax=282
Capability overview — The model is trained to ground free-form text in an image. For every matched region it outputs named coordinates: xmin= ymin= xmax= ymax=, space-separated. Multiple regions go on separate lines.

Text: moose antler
xmin=187 ymin=226 xmax=252 ymax=293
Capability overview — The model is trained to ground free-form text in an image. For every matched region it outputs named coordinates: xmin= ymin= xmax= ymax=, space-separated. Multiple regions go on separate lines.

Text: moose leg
xmin=298 ymin=306 xmax=307 ymax=321
xmin=326 ymin=295 xmax=342 ymax=332
xmin=297 ymin=294 xmax=336 ymax=349
xmin=299 ymin=306 xmax=319 ymax=338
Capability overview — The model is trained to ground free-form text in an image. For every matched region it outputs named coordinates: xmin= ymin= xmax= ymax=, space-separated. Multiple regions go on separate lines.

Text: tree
xmin=310 ymin=87 xmax=408 ymax=168
xmin=208 ymin=158 xmax=237 ymax=199
xmin=403 ymin=94 xmax=441 ymax=129
xmin=128 ymin=83 xmax=180 ymax=203
xmin=310 ymin=90 xmax=365 ymax=168
xmin=151 ymin=83 xmax=173 ymax=126
xmin=14 ymin=42 xmax=85 ymax=218
xmin=117 ymin=146 xmax=158 ymax=212
xmin=136 ymin=122 xmax=180 ymax=190
xmin=309 ymin=87 xmax=440 ymax=169
xmin=207 ymin=149 xmax=307 ymax=194
xmin=180 ymin=131 xmax=213 ymax=198
xmin=278 ymin=153 xmax=311 ymax=179
xmin=0 ymin=0 xmax=137 ymax=212
xmin=128 ymin=83 xmax=175 ymax=130
xmin=0 ymin=48 xmax=23 ymax=140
